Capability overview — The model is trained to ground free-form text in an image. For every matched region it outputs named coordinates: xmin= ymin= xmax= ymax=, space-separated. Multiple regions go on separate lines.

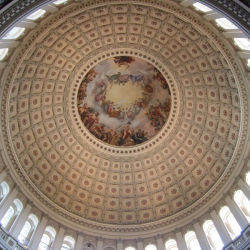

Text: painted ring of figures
xmin=77 ymin=56 xmax=171 ymax=146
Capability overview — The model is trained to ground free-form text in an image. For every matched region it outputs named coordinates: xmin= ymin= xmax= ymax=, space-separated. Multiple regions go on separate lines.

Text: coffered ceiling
xmin=0 ymin=0 xmax=248 ymax=236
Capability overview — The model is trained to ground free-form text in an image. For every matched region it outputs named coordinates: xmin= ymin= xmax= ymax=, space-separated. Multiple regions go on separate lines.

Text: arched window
xmin=18 ymin=221 xmax=31 ymax=244
xmin=0 ymin=181 xmax=9 ymax=201
xmin=219 ymin=206 xmax=241 ymax=239
xmin=0 ymin=48 xmax=9 ymax=61
xmin=125 ymin=247 xmax=136 ymax=250
xmin=203 ymin=220 xmax=223 ymax=250
xmin=3 ymin=27 xmax=25 ymax=39
xmin=61 ymin=235 xmax=75 ymax=250
xmin=215 ymin=18 xmax=237 ymax=30
xmin=26 ymin=9 xmax=46 ymax=20
xmin=233 ymin=190 xmax=250 ymax=220
xmin=234 ymin=38 xmax=250 ymax=50
xmin=53 ymin=0 xmax=68 ymax=5
xmin=18 ymin=214 xmax=39 ymax=245
xmin=14 ymin=199 xmax=23 ymax=212
xmin=0 ymin=206 xmax=14 ymax=228
xmin=193 ymin=2 xmax=212 ymax=12
xmin=39 ymin=234 xmax=51 ymax=250
xmin=38 ymin=226 xmax=56 ymax=250
xmin=165 ymin=239 xmax=178 ymax=250
xmin=184 ymin=231 xmax=201 ymax=250
xmin=145 ymin=244 xmax=157 ymax=250
xmin=0 ymin=198 xmax=23 ymax=230
xmin=246 ymin=172 xmax=250 ymax=186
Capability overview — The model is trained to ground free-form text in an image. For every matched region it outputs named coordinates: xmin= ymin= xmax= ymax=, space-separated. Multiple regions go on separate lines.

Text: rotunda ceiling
xmin=0 ymin=0 xmax=248 ymax=236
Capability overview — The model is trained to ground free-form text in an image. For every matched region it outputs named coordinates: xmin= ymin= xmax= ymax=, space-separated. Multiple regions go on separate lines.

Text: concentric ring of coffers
xmin=70 ymin=49 xmax=179 ymax=154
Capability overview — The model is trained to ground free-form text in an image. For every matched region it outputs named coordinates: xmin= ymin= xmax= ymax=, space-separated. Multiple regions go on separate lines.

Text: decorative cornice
xmin=0 ymin=0 xmax=249 ymax=37
xmin=202 ymin=0 xmax=249 ymax=35
xmin=0 ymin=0 xmax=50 ymax=35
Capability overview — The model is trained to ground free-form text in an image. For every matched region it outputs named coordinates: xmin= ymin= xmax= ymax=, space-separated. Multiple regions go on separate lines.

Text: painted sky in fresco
xmin=77 ymin=56 xmax=171 ymax=146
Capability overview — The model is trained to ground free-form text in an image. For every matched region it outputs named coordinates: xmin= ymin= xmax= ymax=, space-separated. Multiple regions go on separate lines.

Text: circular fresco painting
xmin=77 ymin=56 xmax=171 ymax=146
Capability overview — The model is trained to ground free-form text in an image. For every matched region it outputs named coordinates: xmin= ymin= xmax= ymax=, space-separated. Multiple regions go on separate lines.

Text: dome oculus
xmin=77 ymin=56 xmax=171 ymax=146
